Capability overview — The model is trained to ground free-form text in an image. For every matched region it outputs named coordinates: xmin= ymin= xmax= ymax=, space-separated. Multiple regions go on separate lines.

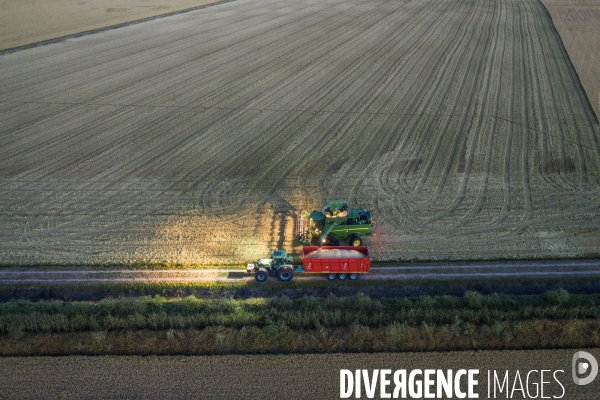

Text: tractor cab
xmin=270 ymin=249 xmax=293 ymax=267
xmin=247 ymin=249 xmax=295 ymax=282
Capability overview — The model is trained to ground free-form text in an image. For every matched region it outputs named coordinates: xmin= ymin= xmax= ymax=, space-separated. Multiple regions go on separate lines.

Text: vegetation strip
xmin=1 ymin=289 xmax=599 ymax=355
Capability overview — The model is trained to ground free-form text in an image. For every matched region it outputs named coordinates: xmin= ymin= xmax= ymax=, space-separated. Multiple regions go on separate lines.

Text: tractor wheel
xmin=277 ymin=269 xmax=293 ymax=282
xmin=350 ymin=235 xmax=362 ymax=246
xmin=326 ymin=273 xmax=336 ymax=281
xmin=338 ymin=274 xmax=347 ymax=280
xmin=255 ymin=271 xmax=268 ymax=282
xmin=349 ymin=273 xmax=359 ymax=280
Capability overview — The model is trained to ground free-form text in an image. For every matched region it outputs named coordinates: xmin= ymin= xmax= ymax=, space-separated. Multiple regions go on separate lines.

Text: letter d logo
xmin=572 ymin=351 xmax=598 ymax=385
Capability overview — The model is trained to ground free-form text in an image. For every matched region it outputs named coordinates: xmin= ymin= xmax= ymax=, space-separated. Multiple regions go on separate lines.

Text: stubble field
xmin=1 ymin=350 xmax=598 ymax=399
xmin=1 ymin=0 xmax=599 ymax=266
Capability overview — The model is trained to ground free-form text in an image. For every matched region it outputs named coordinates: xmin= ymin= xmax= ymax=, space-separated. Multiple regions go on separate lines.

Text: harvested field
xmin=0 ymin=0 xmax=225 ymax=51
xmin=1 ymin=0 xmax=600 ymax=265
xmin=1 ymin=350 xmax=598 ymax=399
xmin=541 ymin=0 xmax=600 ymax=119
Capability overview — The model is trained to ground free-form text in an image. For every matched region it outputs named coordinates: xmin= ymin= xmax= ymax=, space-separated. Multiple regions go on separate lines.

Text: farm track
xmin=1 ymin=0 xmax=599 ymax=266
xmin=2 ymin=259 xmax=600 ymax=283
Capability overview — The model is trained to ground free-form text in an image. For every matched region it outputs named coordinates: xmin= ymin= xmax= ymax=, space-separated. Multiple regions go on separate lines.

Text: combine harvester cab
xmin=296 ymin=200 xmax=372 ymax=246
xmin=247 ymin=246 xmax=370 ymax=282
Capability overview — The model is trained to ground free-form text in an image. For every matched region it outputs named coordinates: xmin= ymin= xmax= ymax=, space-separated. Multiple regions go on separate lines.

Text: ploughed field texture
xmin=1 ymin=0 xmax=599 ymax=265
xmin=1 ymin=351 xmax=599 ymax=399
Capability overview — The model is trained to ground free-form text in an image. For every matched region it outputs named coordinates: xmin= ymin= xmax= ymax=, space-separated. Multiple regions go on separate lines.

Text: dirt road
xmin=2 ymin=259 xmax=600 ymax=283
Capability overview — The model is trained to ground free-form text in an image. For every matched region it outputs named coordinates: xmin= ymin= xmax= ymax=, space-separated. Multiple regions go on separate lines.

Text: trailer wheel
xmin=349 ymin=273 xmax=358 ymax=280
xmin=338 ymin=274 xmax=347 ymax=280
xmin=255 ymin=271 xmax=268 ymax=282
xmin=326 ymin=273 xmax=336 ymax=281
xmin=277 ymin=269 xmax=293 ymax=282
xmin=350 ymin=235 xmax=362 ymax=246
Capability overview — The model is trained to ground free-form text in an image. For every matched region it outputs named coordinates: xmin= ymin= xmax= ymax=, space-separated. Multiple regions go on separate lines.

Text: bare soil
xmin=0 ymin=0 xmax=224 ymax=51
xmin=1 ymin=351 xmax=598 ymax=399
xmin=541 ymin=0 xmax=600 ymax=119
xmin=1 ymin=0 xmax=599 ymax=265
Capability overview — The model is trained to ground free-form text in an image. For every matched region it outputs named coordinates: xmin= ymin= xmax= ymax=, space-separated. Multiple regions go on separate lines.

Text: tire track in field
xmin=536 ymin=1 xmax=595 ymax=194
xmin=69 ymin=0 xmax=394 ymax=241
xmin=316 ymin=1 xmax=450 ymax=201
xmin=372 ymin=1 xmax=474 ymax=227
xmin=376 ymin=0 xmax=488 ymax=225
xmin=425 ymin=1 xmax=504 ymax=227
xmin=413 ymin=1 xmax=496 ymax=217
xmin=194 ymin=0 xmax=397 ymax=221
xmin=396 ymin=0 xmax=488 ymax=199
xmin=3 ymin=0 xmax=384 ymax=239
xmin=342 ymin=0 xmax=458 ymax=212
xmin=220 ymin=0 xmax=468 ymax=233
xmin=213 ymin=1 xmax=434 ymax=212
xmin=449 ymin=2 xmax=511 ymax=232
xmin=377 ymin=1 xmax=505 ymax=229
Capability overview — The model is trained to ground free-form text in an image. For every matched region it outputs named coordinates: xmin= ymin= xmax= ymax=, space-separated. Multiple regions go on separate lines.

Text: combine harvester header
xmin=296 ymin=200 xmax=373 ymax=246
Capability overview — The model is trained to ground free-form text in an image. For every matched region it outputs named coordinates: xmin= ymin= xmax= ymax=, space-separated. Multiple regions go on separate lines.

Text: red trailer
xmin=300 ymin=245 xmax=370 ymax=281
xmin=246 ymin=246 xmax=371 ymax=282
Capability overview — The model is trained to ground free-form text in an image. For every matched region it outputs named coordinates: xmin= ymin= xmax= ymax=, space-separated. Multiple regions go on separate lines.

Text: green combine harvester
xmin=296 ymin=200 xmax=373 ymax=246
